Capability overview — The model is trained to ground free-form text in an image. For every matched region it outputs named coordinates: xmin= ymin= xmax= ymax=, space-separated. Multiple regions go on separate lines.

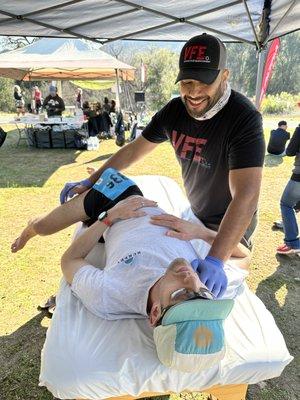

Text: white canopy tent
xmin=0 ymin=37 xmax=135 ymax=108
xmin=0 ymin=0 xmax=299 ymax=106
xmin=0 ymin=37 xmax=135 ymax=81
xmin=0 ymin=1 xmax=298 ymax=47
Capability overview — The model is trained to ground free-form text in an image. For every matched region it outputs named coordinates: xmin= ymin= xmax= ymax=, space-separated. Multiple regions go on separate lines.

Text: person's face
xmin=159 ymin=258 xmax=205 ymax=307
xmin=179 ymin=69 xmax=229 ymax=118
xmin=50 ymin=90 xmax=56 ymax=97
xmin=149 ymin=258 xmax=208 ymax=326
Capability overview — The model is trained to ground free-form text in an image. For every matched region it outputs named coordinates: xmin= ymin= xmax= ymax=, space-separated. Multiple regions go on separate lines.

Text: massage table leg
xmin=205 ymin=384 xmax=248 ymax=400
xmin=76 ymin=384 xmax=248 ymax=400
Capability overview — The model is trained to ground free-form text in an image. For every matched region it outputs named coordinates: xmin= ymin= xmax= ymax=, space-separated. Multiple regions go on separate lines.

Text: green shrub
xmin=261 ymin=92 xmax=299 ymax=114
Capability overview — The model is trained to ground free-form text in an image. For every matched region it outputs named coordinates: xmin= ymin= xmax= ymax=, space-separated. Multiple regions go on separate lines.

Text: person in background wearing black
xmin=103 ymin=97 xmax=111 ymax=113
xmin=14 ymin=85 xmax=25 ymax=116
xmin=267 ymin=120 xmax=290 ymax=156
xmin=110 ymin=99 xmax=116 ymax=114
xmin=43 ymin=85 xmax=65 ymax=117
xmin=277 ymin=124 xmax=300 ymax=256
xmin=75 ymin=88 xmax=83 ymax=110
xmin=60 ymin=33 xmax=265 ymax=297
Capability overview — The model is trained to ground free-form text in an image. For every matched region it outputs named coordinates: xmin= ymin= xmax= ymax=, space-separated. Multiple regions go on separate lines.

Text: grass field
xmin=0 ymin=115 xmax=299 ymax=400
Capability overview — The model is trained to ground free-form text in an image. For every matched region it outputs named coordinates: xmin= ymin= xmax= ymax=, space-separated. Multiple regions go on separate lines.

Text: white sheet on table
xmin=39 ymin=175 xmax=293 ymax=399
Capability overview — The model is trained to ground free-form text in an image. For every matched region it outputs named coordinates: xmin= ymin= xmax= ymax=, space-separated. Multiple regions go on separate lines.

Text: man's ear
xmin=221 ymin=69 xmax=230 ymax=82
xmin=149 ymin=302 xmax=162 ymax=327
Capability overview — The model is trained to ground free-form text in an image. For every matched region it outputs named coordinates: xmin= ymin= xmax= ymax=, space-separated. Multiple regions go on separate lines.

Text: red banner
xmin=259 ymin=38 xmax=280 ymax=106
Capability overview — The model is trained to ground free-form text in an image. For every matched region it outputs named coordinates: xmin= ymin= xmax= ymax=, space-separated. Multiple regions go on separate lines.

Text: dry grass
xmin=0 ymin=115 xmax=299 ymax=399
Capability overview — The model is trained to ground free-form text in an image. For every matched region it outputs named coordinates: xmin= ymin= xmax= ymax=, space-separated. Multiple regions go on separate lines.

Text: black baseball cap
xmin=176 ymin=33 xmax=227 ymax=85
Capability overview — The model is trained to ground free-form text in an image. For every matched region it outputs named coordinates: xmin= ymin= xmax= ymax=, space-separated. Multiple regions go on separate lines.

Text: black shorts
xmin=83 ymin=171 xmax=143 ymax=227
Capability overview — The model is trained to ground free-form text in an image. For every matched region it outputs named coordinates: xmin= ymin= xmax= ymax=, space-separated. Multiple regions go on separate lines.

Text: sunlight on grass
xmin=274 ymin=283 xmax=288 ymax=307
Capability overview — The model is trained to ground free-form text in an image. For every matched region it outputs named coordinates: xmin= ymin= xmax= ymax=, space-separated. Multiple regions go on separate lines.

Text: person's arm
xmin=88 ymin=135 xmax=159 ymax=184
xmin=61 ymin=195 xmax=157 ymax=283
xmin=59 ymin=136 xmax=160 ymax=203
xmin=61 ymin=219 xmax=109 ymax=284
xmin=208 ymin=167 xmax=262 ymax=261
xmin=150 ymin=213 xmax=249 ymax=258
xmin=57 ymin=97 xmax=65 ymax=113
xmin=286 ymin=127 xmax=300 ymax=156
xmin=42 ymin=96 xmax=49 ymax=109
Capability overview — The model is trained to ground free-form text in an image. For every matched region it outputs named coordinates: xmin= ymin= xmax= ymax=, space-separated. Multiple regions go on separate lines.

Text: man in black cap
xmin=60 ymin=33 xmax=265 ymax=297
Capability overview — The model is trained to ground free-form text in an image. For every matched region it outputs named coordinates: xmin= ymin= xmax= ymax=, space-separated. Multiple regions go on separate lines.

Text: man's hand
xmin=191 ymin=256 xmax=228 ymax=298
xmin=60 ymin=178 xmax=93 ymax=204
xmin=108 ymin=195 xmax=157 ymax=223
xmin=150 ymin=213 xmax=208 ymax=241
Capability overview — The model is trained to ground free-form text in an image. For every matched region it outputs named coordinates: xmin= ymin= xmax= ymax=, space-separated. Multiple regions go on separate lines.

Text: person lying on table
xmin=11 ymin=168 xmax=249 ymax=298
xmin=60 ymin=193 xmax=244 ymax=373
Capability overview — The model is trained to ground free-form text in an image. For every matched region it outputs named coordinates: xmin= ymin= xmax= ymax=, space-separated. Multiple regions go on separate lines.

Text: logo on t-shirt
xmin=171 ymin=130 xmax=211 ymax=168
xmin=118 ymin=251 xmax=141 ymax=265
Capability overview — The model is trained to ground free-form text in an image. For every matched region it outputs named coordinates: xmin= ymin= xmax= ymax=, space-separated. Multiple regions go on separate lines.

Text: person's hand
xmin=108 ymin=195 xmax=157 ymax=223
xmin=150 ymin=213 xmax=206 ymax=241
xmin=191 ymin=256 xmax=228 ymax=298
xmin=60 ymin=178 xmax=93 ymax=204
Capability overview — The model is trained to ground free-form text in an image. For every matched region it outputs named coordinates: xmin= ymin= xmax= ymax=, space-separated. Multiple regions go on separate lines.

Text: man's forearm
xmin=208 ymin=195 xmax=258 ymax=261
xmin=88 ymin=136 xmax=158 ymax=184
xmin=89 ymin=145 xmax=133 ymax=183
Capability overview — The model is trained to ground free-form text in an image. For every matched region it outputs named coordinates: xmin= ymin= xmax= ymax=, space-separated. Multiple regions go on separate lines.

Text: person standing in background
xmin=103 ymin=97 xmax=111 ymax=113
xmin=43 ymin=85 xmax=65 ymax=117
xmin=277 ymin=124 xmax=300 ymax=255
xmin=14 ymin=85 xmax=25 ymax=116
xmin=33 ymin=86 xmax=42 ymax=114
xmin=75 ymin=88 xmax=83 ymax=110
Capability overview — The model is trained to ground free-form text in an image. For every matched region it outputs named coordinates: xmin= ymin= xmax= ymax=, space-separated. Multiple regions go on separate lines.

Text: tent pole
xmin=56 ymin=80 xmax=62 ymax=97
xmin=115 ymin=68 xmax=121 ymax=110
xmin=255 ymin=47 xmax=267 ymax=110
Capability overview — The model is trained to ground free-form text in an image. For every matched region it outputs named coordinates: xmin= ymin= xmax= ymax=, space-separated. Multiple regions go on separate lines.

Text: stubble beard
xmin=182 ymin=81 xmax=225 ymax=119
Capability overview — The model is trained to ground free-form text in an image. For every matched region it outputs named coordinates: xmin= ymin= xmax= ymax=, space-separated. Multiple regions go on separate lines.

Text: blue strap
xmin=93 ymin=168 xmax=135 ymax=200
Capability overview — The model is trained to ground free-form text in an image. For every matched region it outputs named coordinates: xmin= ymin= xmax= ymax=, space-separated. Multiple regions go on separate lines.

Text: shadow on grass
xmin=0 ymin=128 xmax=80 ymax=189
xmin=0 ymin=311 xmax=53 ymax=400
xmin=248 ymin=255 xmax=299 ymax=400
xmin=264 ymin=154 xmax=284 ymax=168
xmin=81 ymin=152 xmax=114 ymax=165
xmin=0 ymin=128 xmax=113 ymax=189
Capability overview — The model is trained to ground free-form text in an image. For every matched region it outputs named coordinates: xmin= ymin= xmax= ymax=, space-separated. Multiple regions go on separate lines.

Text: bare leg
xmin=11 ymin=191 xmax=89 ymax=253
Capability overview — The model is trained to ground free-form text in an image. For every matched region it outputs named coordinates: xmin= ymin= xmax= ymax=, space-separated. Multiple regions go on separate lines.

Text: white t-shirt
xmin=71 ymin=207 xmax=247 ymax=320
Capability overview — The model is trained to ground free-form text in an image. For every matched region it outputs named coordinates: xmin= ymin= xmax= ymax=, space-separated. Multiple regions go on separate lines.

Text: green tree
xmin=268 ymin=32 xmax=300 ymax=94
xmin=133 ymin=48 xmax=178 ymax=111
xmin=0 ymin=77 xmax=14 ymax=112
xmin=226 ymin=42 xmax=257 ymax=96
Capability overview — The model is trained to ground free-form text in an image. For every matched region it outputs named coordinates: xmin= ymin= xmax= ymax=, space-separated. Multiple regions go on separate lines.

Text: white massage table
xmin=39 ymin=176 xmax=293 ymax=400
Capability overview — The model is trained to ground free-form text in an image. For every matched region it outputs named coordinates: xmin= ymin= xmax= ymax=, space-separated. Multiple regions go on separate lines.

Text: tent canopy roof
xmin=0 ymin=0 xmax=299 ymax=49
xmin=0 ymin=38 xmax=135 ymax=80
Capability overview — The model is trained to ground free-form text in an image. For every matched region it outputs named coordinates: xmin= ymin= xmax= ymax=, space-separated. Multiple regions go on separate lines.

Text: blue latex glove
xmin=59 ymin=178 xmax=93 ymax=204
xmin=191 ymin=256 xmax=228 ymax=298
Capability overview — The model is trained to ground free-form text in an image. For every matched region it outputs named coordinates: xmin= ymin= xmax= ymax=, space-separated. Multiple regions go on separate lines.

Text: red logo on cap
xmin=184 ymin=45 xmax=207 ymax=61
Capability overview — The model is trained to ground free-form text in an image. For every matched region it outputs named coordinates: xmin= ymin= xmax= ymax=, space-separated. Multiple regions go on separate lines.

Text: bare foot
xmin=11 ymin=222 xmax=37 ymax=253
xmin=87 ymin=166 xmax=96 ymax=175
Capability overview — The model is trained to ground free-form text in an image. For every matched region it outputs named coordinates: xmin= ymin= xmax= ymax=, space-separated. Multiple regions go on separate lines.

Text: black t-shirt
xmin=267 ymin=128 xmax=290 ymax=155
xmin=43 ymin=94 xmax=65 ymax=117
xmin=142 ymin=90 xmax=265 ymax=226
